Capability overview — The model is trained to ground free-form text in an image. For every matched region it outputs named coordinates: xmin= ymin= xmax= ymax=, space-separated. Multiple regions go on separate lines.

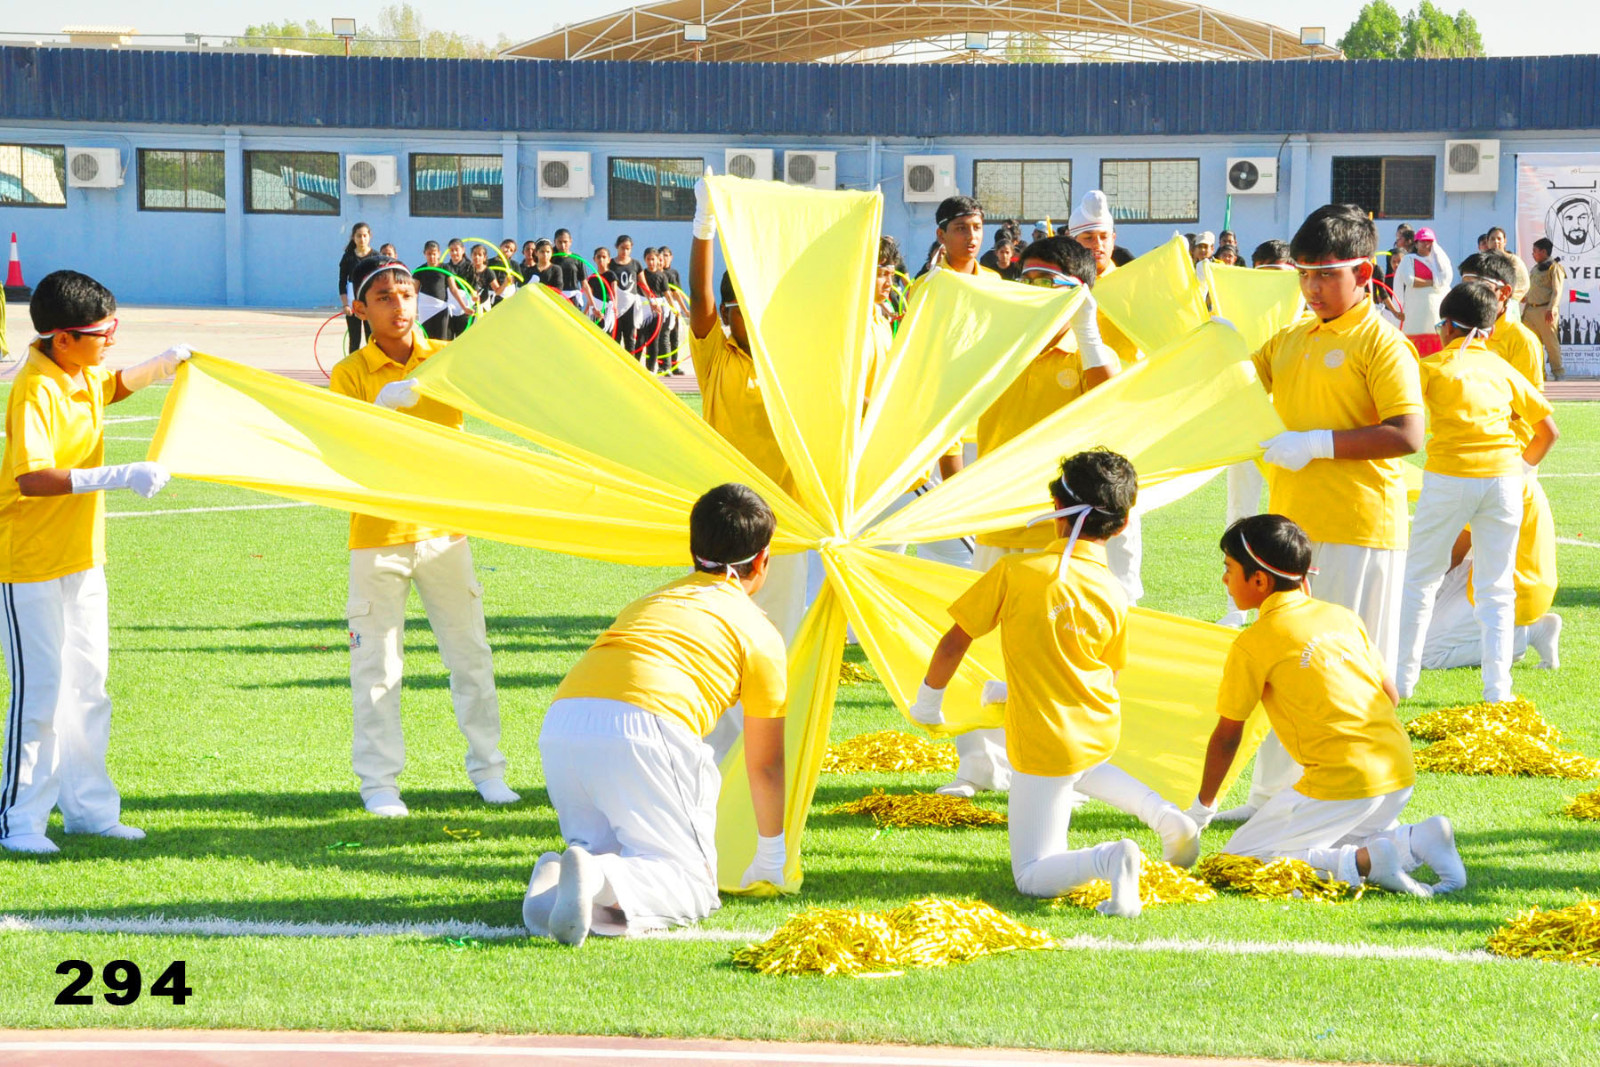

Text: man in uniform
xmin=1523 ymin=237 xmax=1567 ymax=380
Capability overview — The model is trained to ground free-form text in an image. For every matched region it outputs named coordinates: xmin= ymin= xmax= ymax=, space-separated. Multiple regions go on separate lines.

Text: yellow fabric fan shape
xmin=149 ymin=178 xmax=1291 ymax=894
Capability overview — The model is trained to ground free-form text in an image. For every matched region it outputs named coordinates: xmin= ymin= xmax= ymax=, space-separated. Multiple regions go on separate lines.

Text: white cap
xmin=1196 ymin=231 xmax=1216 ymax=246
xmin=1067 ymin=191 xmax=1114 ymax=237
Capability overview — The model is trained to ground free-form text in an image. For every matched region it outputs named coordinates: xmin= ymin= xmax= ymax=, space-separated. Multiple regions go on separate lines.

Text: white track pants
xmin=1398 ymin=473 xmax=1522 ymax=703
xmin=538 ymin=697 xmax=722 ymax=934
xmin=0 ymin=567 xmax=121 ymax=838
xmin=1223 ymin=786 xmax=1416 ymax=885
xmin=347 ymin=535 xmax=504 ymax=800
xmin=1422 ymin=560 xmax=1531 ymax=669
xmin=1226 ymin=461 xmax=1267 ymax=527
xmin=753 ymin=551 xmax=808 ymax=648
xmin=1010 ymin=766 xmax=1129 ymax=898
xmin=1245 ymin=539 xmax=1404 ymax=810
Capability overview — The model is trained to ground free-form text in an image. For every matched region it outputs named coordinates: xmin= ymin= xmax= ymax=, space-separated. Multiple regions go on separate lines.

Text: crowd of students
xmin=0 ymin=180 xmax=1566 ymax=953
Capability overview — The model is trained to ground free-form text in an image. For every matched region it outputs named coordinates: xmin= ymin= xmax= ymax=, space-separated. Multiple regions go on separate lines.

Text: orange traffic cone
xmin=4 ymin=232 xmax=30 ymax=300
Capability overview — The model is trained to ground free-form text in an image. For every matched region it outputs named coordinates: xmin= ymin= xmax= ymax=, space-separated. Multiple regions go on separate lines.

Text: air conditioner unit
xmin=344 ymin=155 xmax=399 ymax=196
xmin=538 ymin=151 xmax=593 ymax=198
xmin=784 ymin=150 xmax=836 ymax=189
xmin=1225 ymin=157 xmax=1278 ymax=196
xmin=903 ymin=154 xmax=958 ymax=203
xmin=724 ymin=148 xmax=774 ymax=181
xmin=1443 ymin=139 xmax=1499 ymax=193
xmin=66 ymin=147 xmax=122 ymax=189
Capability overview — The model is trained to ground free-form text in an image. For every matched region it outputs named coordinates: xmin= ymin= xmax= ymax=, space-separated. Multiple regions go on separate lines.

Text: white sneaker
xmin=522 ymin=852 xmax=563 ymax=938
xmin=1528 ymin=614 xmax=1562 ymax=670
xmin=0 ymin=834 xmax=59 ymax=854
xmin=1213 ymin=803 xmax=1257 ymax=824
xmin=1408 ymin=816 xmax=1467 ymax=894
xmin=549 ymin=846 xmax=604 ymax=947
xmin=91 ymin=824 xmax=145 ymax=841
xmin=1095 ymin=839 xmax=1144 ymax=919
xmin=363 ymin=790 xmax=410 ymax=818
xmin=476 ymin=779 xmax=521 ymax=805
xmin=1153 ymin=805 xmax=1201 ymax=868
xmin=934 ymin=778 xmax=979 ymax=798
xmin=1366 ymin=837 xmax=1432 ymax=897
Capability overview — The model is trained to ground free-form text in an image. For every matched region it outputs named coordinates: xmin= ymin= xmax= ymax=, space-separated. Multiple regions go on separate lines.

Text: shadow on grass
xmin=240 ymin=672 xmax=568 ymax=691
xmin=116 ymin=615 xmax=613 ymax=654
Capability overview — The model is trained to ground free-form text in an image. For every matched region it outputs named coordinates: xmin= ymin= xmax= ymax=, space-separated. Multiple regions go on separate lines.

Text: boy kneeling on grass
xmin=526 ymin=484 xmax=788 ymax=946
xmin=1189 ymin=515 xmax=1465 ymax=897
xmin=910 ymin=450 xmax=1197 ymax=918
xmin=1 ymin=270 xmax=189 ymax=853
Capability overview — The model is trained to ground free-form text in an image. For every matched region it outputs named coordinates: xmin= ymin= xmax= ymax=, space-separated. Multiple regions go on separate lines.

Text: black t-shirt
xmin=339 ymin=249 xmax=365 ymax=301
xmin=538 ymin=264 xmax=565 ymax=288
xmin=641 ymin=268 xmax=671 ymax=298
xmin=559 ymin=255 xmax=590 ymax=291
xmin=413 ymin=263 xmax=450 ymax=300
xmin=607 ymin=259 xmax=641 ymax=293
xmin=662 ymin=266 xmax=682 ymax=293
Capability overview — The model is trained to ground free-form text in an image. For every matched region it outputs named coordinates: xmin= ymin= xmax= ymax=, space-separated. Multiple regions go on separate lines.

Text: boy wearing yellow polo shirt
xmin=330 ymin=257 xmax=514 ymax=818
xmin=1067 ymin=190 xmax=1141 ymax=367
xmin=1396 ymin=282 xmax=1558 ymax=704
xmin=911 ymin=451 xmax=1199 ymax=916
xmin=1222 ymin=205 xmax=1425 ymax=824
xmin=1462 ymin=251 xmax=1546 ymax=397
xmin=1191 ymin=515 xmax=1463 ymax=895
xmin=528 ymin=483 xmax=788 ymax=946
xmin=1 ymin=271 xmax=189 ymax=853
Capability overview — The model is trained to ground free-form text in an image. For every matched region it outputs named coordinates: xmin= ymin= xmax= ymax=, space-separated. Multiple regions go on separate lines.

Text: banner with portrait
xmin=1517 ymin=153 xmax=1600 ymax=377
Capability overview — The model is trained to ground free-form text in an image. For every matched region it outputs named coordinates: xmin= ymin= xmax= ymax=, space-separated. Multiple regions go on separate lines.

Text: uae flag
xmin=1571 ymin=290 xmax=1592 ymax=304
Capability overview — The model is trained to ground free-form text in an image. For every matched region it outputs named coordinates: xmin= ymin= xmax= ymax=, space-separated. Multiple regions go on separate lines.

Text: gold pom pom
xmin=1196 ymin=853 xmax=1354 ymax=902
xmin=1406 ymin=697 xmax=1562 ymax=744
xmin=731 ymin=897 xmax=1054 ymax=977
xmin=820 ymin=730 xmax=959 ymax=774
xmin=837 ymin=662 xmax=877 ymax=685
xmin=1404 ymin=698 xmax=1597 ymax=778
xmin=1562 ymin=790 xmax=1600 ymax=821
xmin=830 ymin=788 xmax=1005 ymax=828
xmin=1488 ymin=901 xmax=1600 ymax=966
xmin=1053 ymin=858 xmax=1217 ymax=910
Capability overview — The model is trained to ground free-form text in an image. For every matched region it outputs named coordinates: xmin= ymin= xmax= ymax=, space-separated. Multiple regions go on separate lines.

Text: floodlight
xmin=331 ymin=17 xmax=358 ymax=37
xmin=964 ymin=31 xmax=990 ymax=51
xmin=684 ymin=24 xmax=709 ymax=43
xmin=1299 ymin=26 xmax=1326 ymax=46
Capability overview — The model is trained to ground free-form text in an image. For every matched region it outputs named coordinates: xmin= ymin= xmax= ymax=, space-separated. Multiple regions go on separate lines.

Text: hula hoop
xmin=415 ymin=266 xmax=481 ymax=330
xmin=632 ymin=294 xmax=667 ymax=356
xmin=312 ymin=310 xmax=348 ymax=380
xmin=555 ymin=252 xmax=610 ymax=322
xmin=462 ymin=237 xmax=525 ymax=285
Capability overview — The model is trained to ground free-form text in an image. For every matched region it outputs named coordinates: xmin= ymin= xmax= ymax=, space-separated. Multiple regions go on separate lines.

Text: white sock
xmin=550 ymin=846 xmax=605 ymax=947
xmin=0 ymin=834 xmax=59 ymax=854
xmin=363 ymin=790 xmax=409 ymax=818
xmin=1528 ymin=614 xmax=1562 ymax=670
xmin=476 ymin=779 xmax=521 ymax=805
xmin=1214 ymin=803 xmax=1257 ymax=823
xmin=1153 ymin=805 xmax=1201 ymax=868
xmin=1365 ymin=837 xmax=1432 ymax=897
xmin=1094 ymin=840 xmax=1144 ymax=918
xmin=91 ymin=824 xmax=145 ymax=841
xmin=934 ymin=779 xmax=979 ymax=799
xmin=522 ymin=852 xmax=563 ymax=937
xmin=1406 ymin=817 xmax=1467 ymax=894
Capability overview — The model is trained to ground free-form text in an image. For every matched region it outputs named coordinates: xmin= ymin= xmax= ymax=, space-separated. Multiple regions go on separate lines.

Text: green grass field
xmin=0 ymin=384 xmax=1598 ymax=1066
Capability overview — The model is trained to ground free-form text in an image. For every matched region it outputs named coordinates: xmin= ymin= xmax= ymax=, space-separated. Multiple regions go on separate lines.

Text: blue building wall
xmin=2 ymin=47 xmax=1599 ymax=308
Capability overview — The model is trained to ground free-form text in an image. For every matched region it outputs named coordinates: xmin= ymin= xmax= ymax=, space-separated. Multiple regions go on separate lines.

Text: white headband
xmin=1239 ymin=531 xmax=1316 ymax=583
xmin=1292 ymin=257 xmax=1371 ymax=271
xmin=1024 ymin=476 xmax=1116 ymax=579
xmin=695 ymin=548 xmax=763 ymax=580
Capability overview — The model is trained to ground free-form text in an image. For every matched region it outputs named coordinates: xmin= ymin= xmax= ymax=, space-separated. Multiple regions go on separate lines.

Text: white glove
xmin=1522 ymin=459 xmax=1538 ymax=480
xmin=1071 ymin=292 xmax=1120 ymax=372
xmin=692 ymin=167 xmax=717 ymax=242
xmin=740 ymin=833 xmax=786 ymax=889
xmin=119 ymin=345 xmax=193 ymax=392
xmin=69 ymin=461 xmax=170 ymax=499
xmin=1185 ymin=799 xmax=1217 ymax=831
xmin=1260 ymin=429 xmax=1335 ymax=472
xmin=908 ymin=681 xmax=946 ymax=726
xmin=980 ymin=679 xmax=1008 ymax=707
xmin=375 ymin=379 xmax=422 ymax=411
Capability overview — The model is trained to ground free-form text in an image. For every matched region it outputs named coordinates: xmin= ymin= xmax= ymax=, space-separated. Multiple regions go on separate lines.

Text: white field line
xmin=107 ymin=502 xmax=313 ymax=519
xmin=1557 ymin=538 xmax=1599 ymax=549
xmin=0 ymin=913 xmax=1506 ymax=965
xmin=1537 ymin=472 xmax=1600 ymax=477
xmin=106 ymin=415 xmax=160 ymax=423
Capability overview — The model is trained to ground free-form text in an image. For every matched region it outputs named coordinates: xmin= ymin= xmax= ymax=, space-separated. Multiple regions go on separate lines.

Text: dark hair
xmin=1048 ymin=449 xmax=1136 ymax=541
xmin=690 ymin=483 xmax=775 ymax=578
xmin=1395 ymin=224 xmax=1415 ymax=241
xmin=352 ymin=255 xmax=415 ymax=302
xmin=344 ymin=221 xmax=371 ymax=255
xmin=1533 ymin=237 xmax=1554 ymax=254
xmin=30 ymin=270 xmax=117 ymax=349
xmin=1440 ymin=281 xmax=1499 ymax=331
xmin=1469 ymin=250 xmax=1517 ymax=289
xmin=1110 ymin=245 xmax=1135 ymax=266
xmin=877 ymin=235 xmax=904 ymax=272
xmin=1020 ymin=235 xmax=1097 ymax=288
xmin=535 ymin=239 xmax=552 ymax=251
xmin=615 ymin=234 xmax=633 ymax=247
xmin=1488 ymin=226 xmax=1506 ymax=240
xmin=642 ymin=246 xmax=657 ymax=257
xmin=501 ymin=237 xmax=516 ymax=246
xmin=1219 ymin=230 xmax=1237 ymax=244
xmin=423 ymin=240 xmax=440 ymax=253
xmin=1220 ymin=514 xmax=1311 ymax=592
xmin=447 ymin=238 xmax=464 ymax=249
xmin=1290 ymin=204 xmax=1377 ymax=263
xmin=719 ymin=271 xmax=737 ymax=306
xmin=1252 ymin=239 xmax=1292 ymax=266
xmin=554 ymin=228 xmax=571 ymax=240
xmin=935 ymin=195 xmax=983 ymax=230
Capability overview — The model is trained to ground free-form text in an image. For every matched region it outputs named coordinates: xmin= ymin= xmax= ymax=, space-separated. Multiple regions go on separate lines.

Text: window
xmin=1331 ymin=156 xmax=1435 ymax=219
xmin=608 ymin=157 xmax=703 ymax=220
xmin=138 ymin=149 xmax=225 ymax=212
xmin=1099 ymin=158 xmax=1200 ymax=224
xmin=410 ymin=153 xmax=503 ymax=217
xmin=973 ymin=160 xmax=1072 ymax=222
xmin=0 ymin=144 xmax=67 ymax=207
xmin=245 ymin=151 xmax=340 ymax=215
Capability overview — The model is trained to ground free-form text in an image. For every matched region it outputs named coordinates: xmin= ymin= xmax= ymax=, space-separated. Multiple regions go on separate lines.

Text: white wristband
xmin=754 ymin=833 xmax=786 ymax=866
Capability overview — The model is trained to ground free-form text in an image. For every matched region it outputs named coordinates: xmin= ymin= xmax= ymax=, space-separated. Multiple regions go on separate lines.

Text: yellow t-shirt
xmin=975 ymin=344 xmax=1097 ymax=549
xmin=1468 ymin=476 xmax=1557 ymax=626
xmin=0 ymin=347 xmax=118 ymax=583
xmin=692 ymin=326 xmax=795 ymax=496
xmin=1487 ymin=314 xmax=1547 ymax=447
xmin=329 ymin=336 xmax=462 ymax=550
xmin=1419 ymin=337 xmax=1552 ymax=479
xmin=948 ymin=538 xmax=1128 ymax=777
xmin=1217 ymin=590 xmax=1415 ymax=802
xmin=1094 ymin=260 xmax=1142 ymax=366
xmin=554 ymin=571 xmax=787 ymax=738
xmin=1252 ymin=298 xmax=1423 ymax=550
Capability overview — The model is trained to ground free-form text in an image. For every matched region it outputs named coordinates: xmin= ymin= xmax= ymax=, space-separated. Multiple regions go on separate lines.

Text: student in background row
xmin=339 ymin=222 xmax=374 ymax=353
xmin=414 ymin=240 xmax=454 ymax=342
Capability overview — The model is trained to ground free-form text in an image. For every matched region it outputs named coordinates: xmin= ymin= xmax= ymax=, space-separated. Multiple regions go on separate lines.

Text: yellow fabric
xmin=692 ymin=326 xmax=796 ymax=496
xmin=151 ymin=179 xmax=1288 ymax=885
xmin=948 ymin=539 xmax=1128 ymax=777
xmin=1205 ymin=262 xmax=1306 ymax=355
xmin=1094 ymin=261 xmax=1143 ymax=365
xmin=1468 ymin=477 xmax=1557 ymax=626
xmin=1093 ymin=236 xmax=1208 ymax=359
xmin=1253 ymin=298 xmax=1423 ymax=550
xmin=1420 ymin=337 xmax=1552 ymax=479
xmin=1487 ymin=315 xmax=1548 ymax=448
xmin=329 ymin=336 xmax=461 ymax=550
xmin=0 ymin=347 xmax=117 ymax=583
xmin=1217 ymin=590 xmax=1416 ymax=802
xmin=556 ymin=572 xmax=787 ymax=738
